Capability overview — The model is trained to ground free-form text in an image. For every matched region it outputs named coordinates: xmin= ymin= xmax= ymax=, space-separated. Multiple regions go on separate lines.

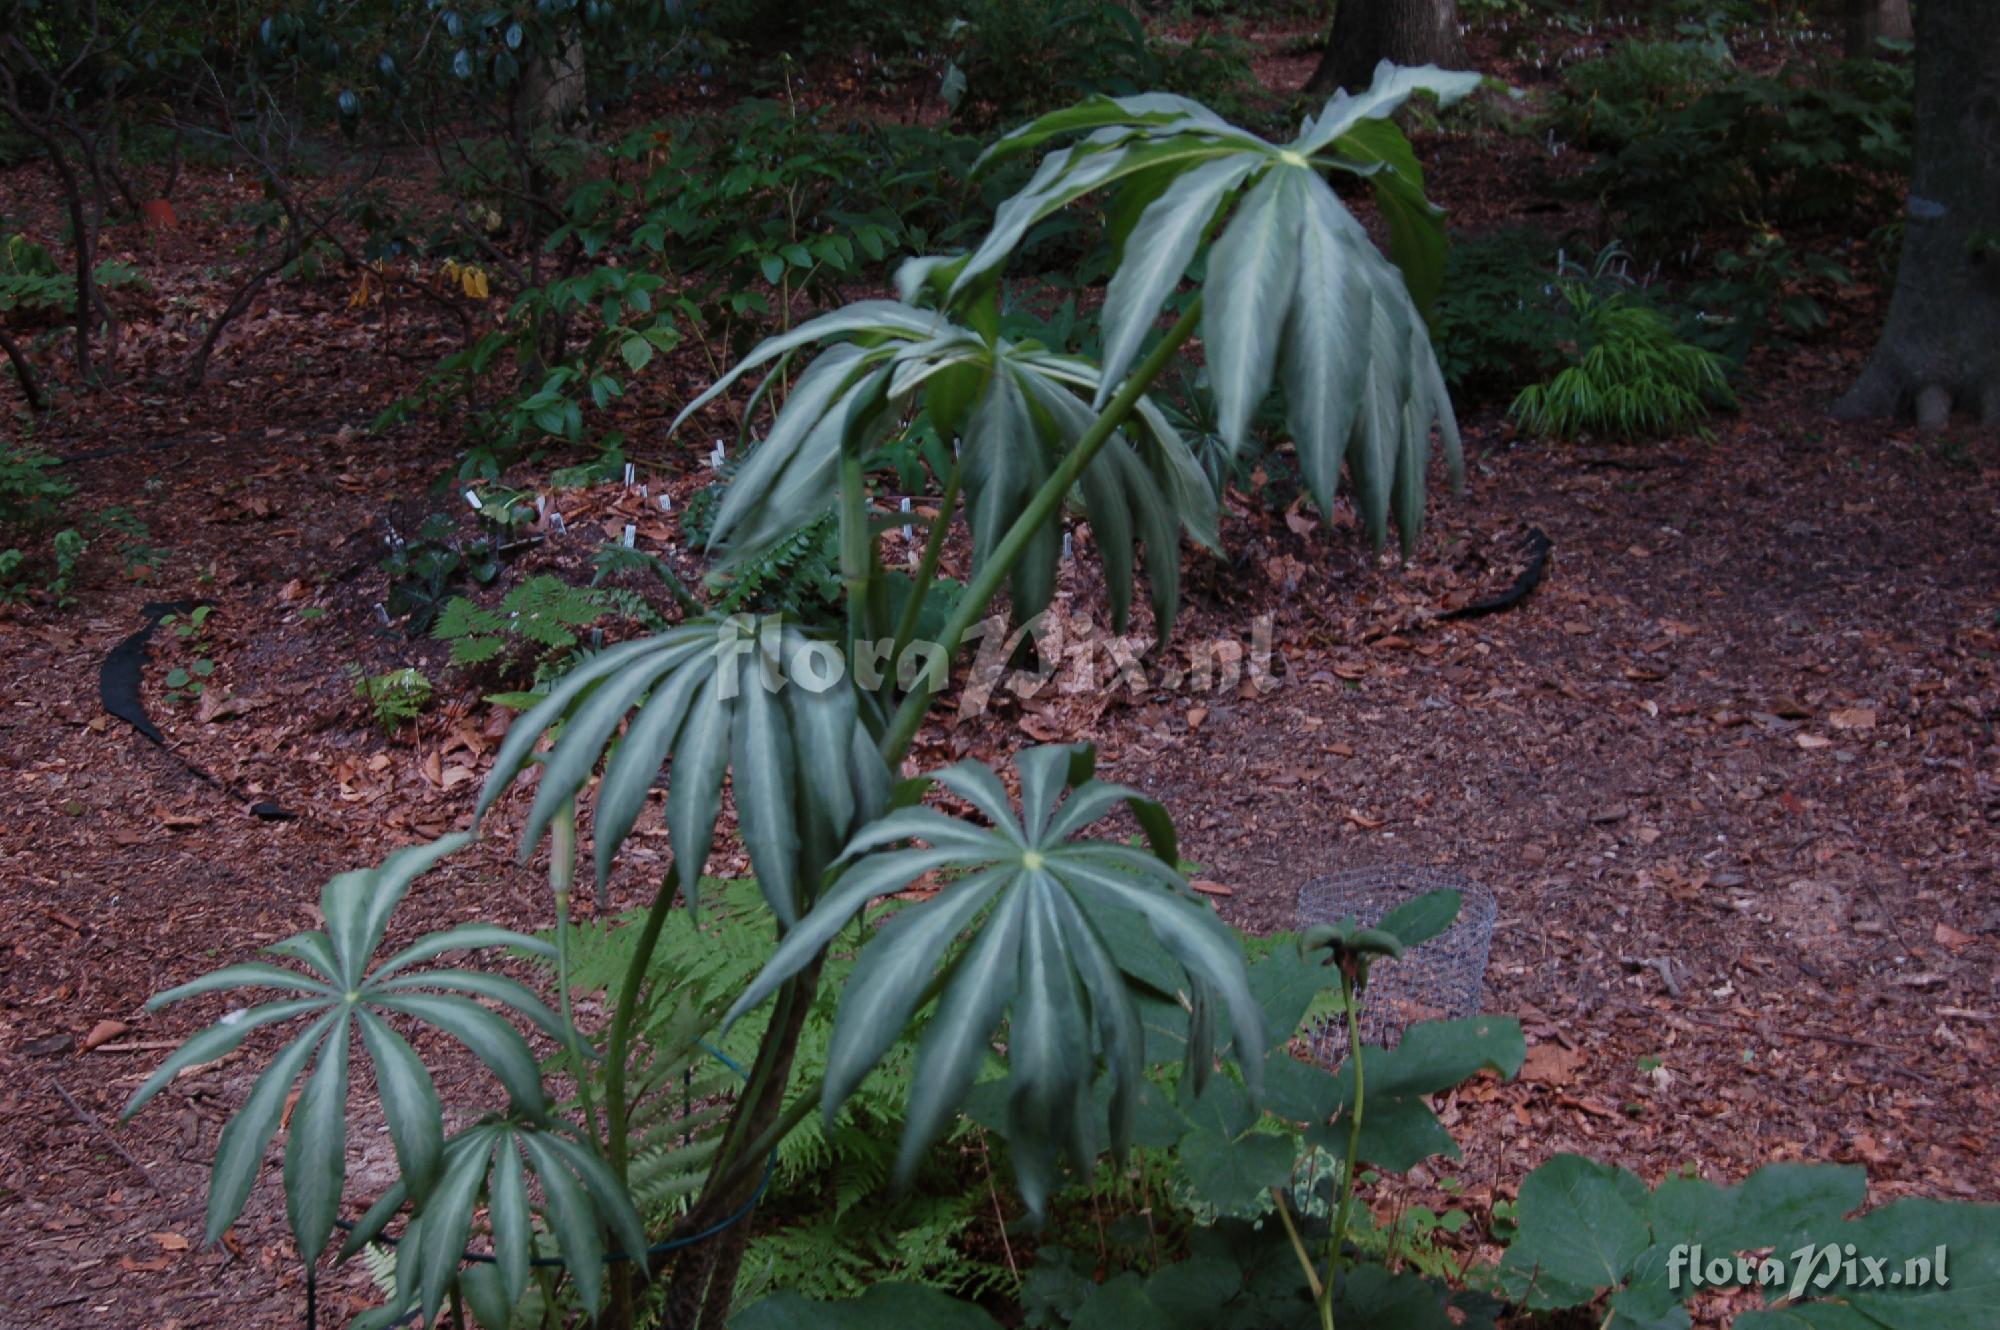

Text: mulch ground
xmin=2 ymin=19 xmax=1996 ymax=1330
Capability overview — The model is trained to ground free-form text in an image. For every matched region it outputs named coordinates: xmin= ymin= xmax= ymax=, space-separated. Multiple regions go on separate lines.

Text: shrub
xmin=1510 ymin=287 xmax=1734 ymax=441
xmin=1567 ymin=57 xmax=1912 ymax=253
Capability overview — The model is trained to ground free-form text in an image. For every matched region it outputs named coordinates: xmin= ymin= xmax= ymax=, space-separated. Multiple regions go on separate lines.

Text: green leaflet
xmin=720 ymin=743 xmax=1263 ymax=1217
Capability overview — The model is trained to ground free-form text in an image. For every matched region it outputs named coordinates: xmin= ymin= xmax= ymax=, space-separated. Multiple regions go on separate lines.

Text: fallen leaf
xmin=1829 ymin=707 xmax=1876 ymax=731
xmin=1934 ymin=922 xmax=1974 ymax=951
xmin=1520 ymin=1043 xmax=1585 ymax=1087
xmin=82 ymin=1019 xmax=130 ymax=1052
xmin=1185 ymin=706 xmax=1207 ymax=732
xmin=151 ymin=1231 xmax=190 ymax=1251
xmin=438 ymin=765 xmax=476 ymax=789
xmin=1344 ymin=809 xmax=1385 ymax=830
xmin=1795 ymin=733 xmax=1833 ymax=750
xmin=1190 ymin=879 xmax=1234 ymax=897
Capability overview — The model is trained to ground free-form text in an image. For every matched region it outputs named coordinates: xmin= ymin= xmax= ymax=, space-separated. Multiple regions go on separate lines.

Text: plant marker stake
xmin=464 ymin=489 xmax=483 ymax=510
xmin=550 ymin=511 xmax=566 ymax=534
xmin=710 ymin=440 xmax=726 ymax=472
xmin=623 ymin=462 xmax=635 ymax=488
xmin=659 ymin=493 xmax=673 ymax=512
xmin=373 ymin=602 xmax=389 ymax=625
xmin=900 ymin=495 xmax=912 ymax=543
xmin=1062 ymin=531 xmax=1073 ymax=562
xmin=623 ymin=524 xmax=636 ymax=549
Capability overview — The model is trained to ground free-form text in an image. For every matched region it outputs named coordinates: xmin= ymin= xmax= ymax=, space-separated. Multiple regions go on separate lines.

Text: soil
xmin=1 ymin=15 xmax=1995 ymax=1330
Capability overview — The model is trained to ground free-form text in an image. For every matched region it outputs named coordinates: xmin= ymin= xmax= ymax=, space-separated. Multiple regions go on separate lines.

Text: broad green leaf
xmin=1374 ymin=888 xmax=1462 ymax=949
xmin=203 ymin=1013 xmax=333 ymax=1243
xmin=1498 ymin=1154 xmax=1654 ymax=1309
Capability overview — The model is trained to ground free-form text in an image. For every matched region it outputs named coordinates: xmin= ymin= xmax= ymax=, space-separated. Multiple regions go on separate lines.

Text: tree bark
xmin=1834 ymin=0 xmax=2000 ymax=427
xmin=1305 ymin=0 xmax=1464 ymax=98
xmin=1843 ymin=0 xmax=1913 ymax=58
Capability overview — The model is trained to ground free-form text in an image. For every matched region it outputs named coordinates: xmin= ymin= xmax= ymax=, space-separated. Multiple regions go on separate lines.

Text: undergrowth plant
xmin=126 ymin=63 xmax=1566 ymax=1330
xmin=1509 ymin=286 xmax=1733 ymax=441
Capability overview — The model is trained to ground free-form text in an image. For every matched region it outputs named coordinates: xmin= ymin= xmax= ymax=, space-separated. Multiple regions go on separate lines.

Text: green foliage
xmin=558 ymin=877 xmax=1009 ymax=1307
xmin=349 ymin=665 xmax=434 ymax=735
xmin=1500 ymin=1154 xmax=1999 ymax=1329
xmin=1566 ymin=56 xmax=1913 ymax=252
xmin=159 ymin=605 xmax=217 ymax=703
xmin=1684 ymin=230 xmax=1855 ymax=364
xmin=675 ymin=293 xmax=1214 ymax=636
xmin=942 ymin=0 xmax=1254 ymax=127
xmin=1509 ymin=288 xmax=1733 ymax=442
xmin=726 ymin=744 xmax=1264 ymax=1215
xmin=381 ymin=514 xmax=501 ymax=636
xmin=435 ymin=574 xmax=607 ymax=669
xmin=118 ymin=840 xmax=599 ymax=1260
xmin=0 ymin=435 xmax=80 ymax=603
xmin=967 ymin=65 xmax=1476 ymax=549
xmin=1549 ymin=38 xmax=1736 ymax=151
xmin=136 ymin=66 xmax=1492 ymax=1330
xmin=1428 ymin=230 xmax=1586 ymax=398
xmin=0 ymin=232 xmax=142 ymax=314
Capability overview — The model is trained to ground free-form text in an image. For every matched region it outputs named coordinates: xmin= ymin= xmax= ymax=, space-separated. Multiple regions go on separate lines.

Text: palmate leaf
xmin=473 ymin=618 xmax=891 ymax=919
xmin=963 ymin=61 xmax=1480 ymax=553
xmin=663 ymin=292 xmax=1217 ymax=637
xmin=342 ymin=1118 xmax=648 ymax=1330
xmin=122 ymin=836 xmax=565 ymax=1261
xmin=721 ymin=743 xmax=1263 ymax=1216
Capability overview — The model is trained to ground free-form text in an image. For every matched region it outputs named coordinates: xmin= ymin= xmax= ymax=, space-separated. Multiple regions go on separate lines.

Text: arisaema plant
xmin=126 ymin=61 xmax=1476 ymax=1330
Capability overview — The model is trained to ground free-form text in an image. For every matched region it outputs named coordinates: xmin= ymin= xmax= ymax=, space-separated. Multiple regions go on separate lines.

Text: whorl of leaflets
xmin=958 ymin=61 xmax=1481 ymax=552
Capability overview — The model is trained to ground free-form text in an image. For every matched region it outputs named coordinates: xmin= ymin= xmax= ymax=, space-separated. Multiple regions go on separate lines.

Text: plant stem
xmin=706 ymin=966 xmax=951 ymax=1199
xmin=605 ymin=866 xmax=680 ymax=1184
xmin=1323 ymin=972 xmax=1367 ymax=1327
xmin=549 ymin=802 xmax=601 ymax=1148
xmin=887 ymin=456 xmax=962 ymax=677
xmin=1271 ymin=1186 xmax=1327 ymax=1306
xmin=839 ymin=450 xmax=871 ymax=660
xmin=877 ymin=297 xmax=1204 ymax=767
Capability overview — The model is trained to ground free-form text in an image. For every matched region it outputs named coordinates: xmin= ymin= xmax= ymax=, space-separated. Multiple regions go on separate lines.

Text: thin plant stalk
xmin=886 ymin=456 xmax=962 ymax=677
xmin=1322 ymin=970 xmax=1368 ymax=1328
xmin=878 ymin=297 xmax=1204 ymax=765
xmin=549 ymin=800 xmax=600 ymax=1149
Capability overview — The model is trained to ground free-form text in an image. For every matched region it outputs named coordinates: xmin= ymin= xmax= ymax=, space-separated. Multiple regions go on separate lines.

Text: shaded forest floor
xmin=2 ymin=19 xmax=1998 ymax=1330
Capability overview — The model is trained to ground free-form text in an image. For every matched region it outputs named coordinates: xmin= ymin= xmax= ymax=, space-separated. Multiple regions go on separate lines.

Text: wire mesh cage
xmin=1297 ymin=866 xmax=1497 ymax=1068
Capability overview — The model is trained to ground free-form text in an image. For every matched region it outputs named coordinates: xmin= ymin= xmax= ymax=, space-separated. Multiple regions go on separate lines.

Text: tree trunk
xmin=1843 ymin=0 xmax=1913 ymax=58
xmin=1833 ymin=0 xmax=2000 ymax=427
xmin=1305 ymin=0 xmax=1464 ymax=97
